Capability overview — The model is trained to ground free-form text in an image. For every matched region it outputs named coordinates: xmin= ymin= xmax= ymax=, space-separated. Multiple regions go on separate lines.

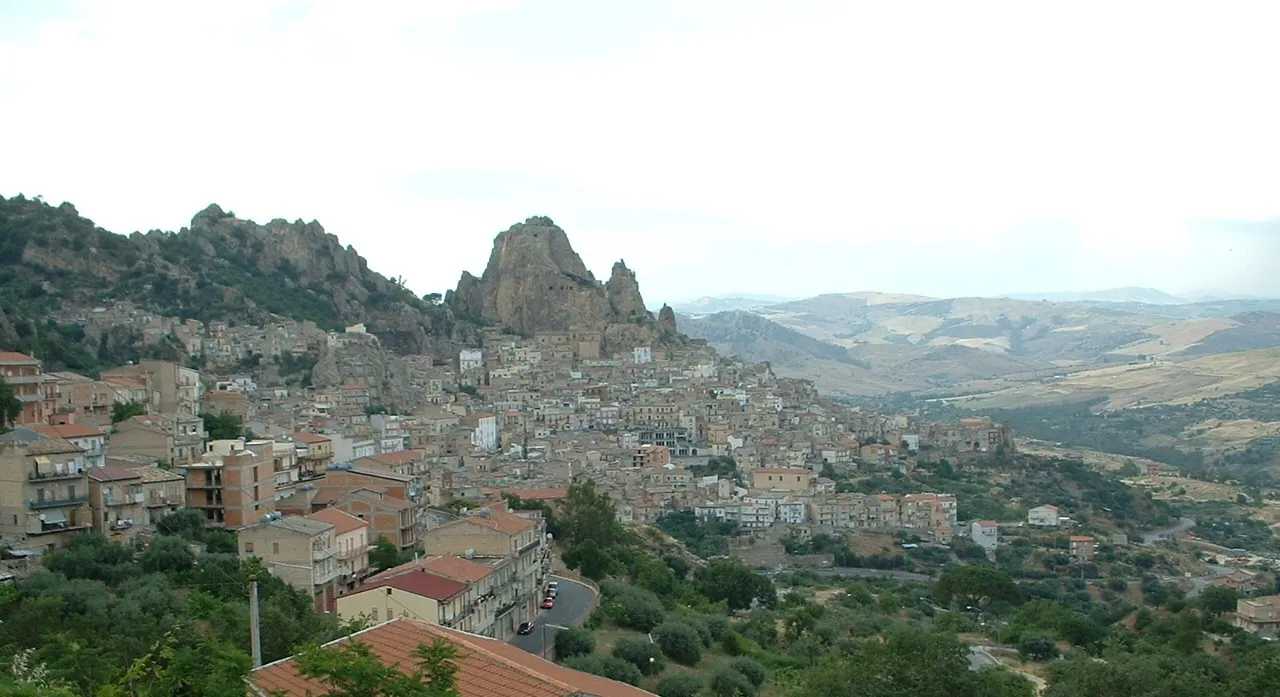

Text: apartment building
xmin=421 ymin=506 xmax=548 ymax=639
xmin=0 ymin=351 xmax=49 ymax=425
xmin=127 ymin=463 xmax=187 ymax=525
xmin=292 ymin=432 xmax=334 ymax=480
xmin=32 ymin=423 xmax=107 ymax=468
xmin=87 ymin=465 xmax=145 ymax=543
xmin=307 ymin=507 xmax=371 ymax=592
xmin=311 ymin=486 xmax=421 ymax=554
xmin=1069 ymin=535 xmax=1096 ymax=563
xmin=101 ymin=359 xmax=202 ymax=417
xmin=752 ymin=467 xmax=812 ymax=492
xmin=110 ymin=413 xmax=206 ymax=466
xmin=1233 ymin=596 xmax=1280 ymax=638
xmin=181 ymin=439 xmax=277 ymax=528
xmin=336 ymin=570 xmax=469 ymax=627
xmin=0 ymin=429 xmax=92 ymax=549
xmin=631 ymin=444 xmax=671 ymax=468
xmin=239 ymin=515 xmax=339 ymax=612
xmin=971 ymin=520 xmax=999 ymax=551
xmin=1027 ymin=504 xmax=1061 ymax=527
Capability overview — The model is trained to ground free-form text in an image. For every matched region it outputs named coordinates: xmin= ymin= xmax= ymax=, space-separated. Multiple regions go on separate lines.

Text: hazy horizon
xmin=4 ymin=1 xmax=1280 ymax=303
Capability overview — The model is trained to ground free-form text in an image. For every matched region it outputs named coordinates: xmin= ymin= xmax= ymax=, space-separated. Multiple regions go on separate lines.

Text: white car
xmin=547 ymin=581 xmax=559 ymax=597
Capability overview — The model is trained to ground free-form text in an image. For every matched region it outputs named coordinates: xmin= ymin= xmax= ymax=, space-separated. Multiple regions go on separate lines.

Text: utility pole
xmin=249 ymin=574 xmax=262 ymax=669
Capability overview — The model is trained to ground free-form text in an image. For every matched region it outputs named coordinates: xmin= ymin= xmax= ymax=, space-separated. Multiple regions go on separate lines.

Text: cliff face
xmin=450 ymin=216 xmax=658 ymax=337
xmin=0 ymin=195 xmax=469 ymax=357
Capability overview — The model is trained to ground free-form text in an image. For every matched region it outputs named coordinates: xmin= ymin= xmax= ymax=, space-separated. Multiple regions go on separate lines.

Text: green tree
xmin=729 ymin=658 xmax=767 ymax=688
xmin=0 ymin=374 xmax=23 ymax=430
xmin=1197 ymin=586 xmax=1240 ymax=617
xmin=558 ymin=478 xmax=625 ymax=549
xmin=111 ymin=400 xmax=148 ymax=423
xmin=935 ymin=566 xmax=1019 ymax=609
xmin=201 ymin=410 xmax=243 ymax=441
xmin=291 ymin=638 xmax=460 ymax=697
xmin=1017 ymin=633 xmax=1059 ymax=662
xmin=563 ymin=539 xmax=619 ymax=581
xmin=562 ymin=655 xmax=643 ymax=686
xmin=710 ymin=667 xmax=757 ymax=697
xmin=138 ymin=535 xmax=196 ymax=575
xmin=553 ymin=627 xmax=595 ymax=662
xmin=654 ymin=622 xmax=703 ymax=666
xmin=695 ymin=558 xmax=776 ymax=611
xmin=612 ymin=637 xmax=665 ymax=676
xmin=369 ymin=535 xmax=403 ymax=571
xmin=657 ymin=673 xmax=704 ymax=697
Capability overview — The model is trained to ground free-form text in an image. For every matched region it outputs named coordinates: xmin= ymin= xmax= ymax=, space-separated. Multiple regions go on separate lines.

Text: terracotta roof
xmin=126 ymin=464 xmax=185 ymax=483
xmin=346 ymin=468 xmax=414 ymax=483
xmin=502 ymin=487 xmax=569 ymax=501
xmin=755 ymin=467 xmax=808 ymax=475
xmin=458 ymin=509 xmax=532 ymax=534
xmin=25 ymin=438 xmax=84 ymax=455
xmin=307 ymin=507 xmax=370 ymax=535
xmin=370 ymin=555 xmax=493 ymax=584
xmin=248 ymin=618 xmax=654 ymax=697
xmin=359 ymin=450 xmax=423 ymax=467
xmin=88 ymin=465 xmax=142 ymax=482
xmin=292 ymin=431 xmax=331 ymax=444
xmin=357 ymin=569 xmax=467 ymax=600
xmin=32 ymin=423 xmax=106 ymax=439
xmin=0 ymin=351 xmax=38 ymax=363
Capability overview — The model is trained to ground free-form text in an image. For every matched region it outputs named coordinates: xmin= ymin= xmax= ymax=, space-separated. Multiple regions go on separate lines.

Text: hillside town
xmin=0 ymin=311 xmax=1021 ymax=632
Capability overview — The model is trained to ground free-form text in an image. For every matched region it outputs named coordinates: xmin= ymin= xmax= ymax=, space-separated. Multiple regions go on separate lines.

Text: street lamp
xmin=541 ymin=623 xmax=569 ymax=659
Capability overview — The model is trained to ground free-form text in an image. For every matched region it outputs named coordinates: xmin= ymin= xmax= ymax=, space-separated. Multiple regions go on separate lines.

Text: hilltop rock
xmin=0 ymin=194 xmax=469 ymax=358
xmin=658 ymin=303 xmax=678 ymax=333
xmin=452 ymin=216 xmax=661 ymax=337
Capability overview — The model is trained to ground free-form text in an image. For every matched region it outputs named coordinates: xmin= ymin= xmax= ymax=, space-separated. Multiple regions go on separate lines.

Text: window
xmin=272 ymin=542 xmax=280 ymax=555
xmin=245 ymin=542 xmax=254 ymax=553
xmin=371 ymin=608 xmax=378 ymax=621
xmin=387 ymin=608 xmax=394 ymax=619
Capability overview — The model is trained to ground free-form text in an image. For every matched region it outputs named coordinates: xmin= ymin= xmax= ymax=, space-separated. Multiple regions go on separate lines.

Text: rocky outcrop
xmin=451 ymin=217 xmax=659 ymax=337
xmin=606 ymin=261 xmax=651 ymax=323
xmin=658 ymin=304 xmax=678 ymax=333
xmin=0 ymin=195 xmax=468 ymax=357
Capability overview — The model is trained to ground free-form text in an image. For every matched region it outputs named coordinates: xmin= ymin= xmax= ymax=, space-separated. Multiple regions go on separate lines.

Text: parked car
xmin=517 ymin=622 xmax=533 ymax=635
xmin=547 ymin=581 xmax=559 ymax=597
xmin=541 ymin=596 xmax=555 ymax=609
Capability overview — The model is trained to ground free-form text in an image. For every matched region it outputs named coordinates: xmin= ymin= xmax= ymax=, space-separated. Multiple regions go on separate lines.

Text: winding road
xmin=1141 ymin=517 xmax=1196 ymax=544
xmin=508 ymin=575 xmax=597 ymax=657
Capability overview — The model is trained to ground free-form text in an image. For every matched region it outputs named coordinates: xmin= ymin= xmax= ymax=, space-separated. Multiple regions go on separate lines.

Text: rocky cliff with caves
xmin=0 ymin=194 xmax=475 ymax=364
xmin=447 ymin=217 xmax=678 ymax=350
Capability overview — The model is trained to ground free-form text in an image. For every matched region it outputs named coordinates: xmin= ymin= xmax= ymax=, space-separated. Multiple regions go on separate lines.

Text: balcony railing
xmin=27 ymin=494 xmax=89 ymax=510
xmin=0 ymin=373 xmax=42 ymax=385
xmin=337 ymin=544 xmax=370 ymax=561
xmin=313 ymin=566 xmax=339 ymax=585
xmin=312 ymin=546 xmax=338 ymax=562
xmin=28 ymin=469 xmax=86 ymax=481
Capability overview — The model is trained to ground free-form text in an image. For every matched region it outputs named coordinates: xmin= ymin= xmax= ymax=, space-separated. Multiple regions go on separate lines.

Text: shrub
xmin=563 ymin=655 xmax=643 ymax=686
xmin=654 ymin=622 xmax=703 ymax=665
xmin=710 ymin=667 xmax=757 ymax=697
xmin=728 ymin=658 xmax=767 ymax=688
xmin=553 ymin=627 xmax=595 ymax=661
xmin=614 ymin=590 xmax=666 ymax=632
xmin=657 ymin=673 xmax=703 ymax=697
xmin=702 ymin=614 xmax=729 ymax=640
xmin=720 ymin=628 xmax=750 ymax=656
xmin=684 ymin=616 xmax=713 ymax=647
xmin=1017 ymin=633 xmax=1060 ymax=662
xmin=612 ymin=637 xmax=665 ymax=675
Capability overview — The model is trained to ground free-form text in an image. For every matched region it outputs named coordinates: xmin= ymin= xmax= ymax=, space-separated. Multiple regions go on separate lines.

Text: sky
xmin=2 ymin=0 xmax=1279 ymax=304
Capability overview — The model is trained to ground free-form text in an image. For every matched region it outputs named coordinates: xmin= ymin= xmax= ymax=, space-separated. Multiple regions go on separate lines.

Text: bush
xmin=554 ymin=627 xmax=595 ymax=661
xmin=728 ymin=658 xmax=767 ymax=687
xmin=563 ymin=655 xmax=643 ymax=686
xmin=1017 ymin=632 xmax=1060 ymax=662
xmin=614 ymin=589 xmax=666 ymax=632
xmin=710 ymin=667 xmax=757 ymax=697
xmin=657 ymin=673 xmax=704 ymax=697
xmin=612 ymin=637 xmax=665 ymax=675
xmin=684 ymin=616 xmax=714 ymax=647
xmin=720 ymin=628 xmax=750 ymax=656
xmin=654 ymin=622 xmax=703 ymax=665
xmin=702 ymin=614 xmax=729 ymax=640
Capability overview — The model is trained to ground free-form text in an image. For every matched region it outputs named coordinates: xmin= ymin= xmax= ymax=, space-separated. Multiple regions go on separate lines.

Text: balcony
xmin=337 ymin=544 xmax=370 ymax=561
xmin=1 ymin=373 xmax=43 ymax=385
xmin=312 ymin=546 xmax=338 ymax=562
xmin=313 ymin=566 xmax=339 ymax=585
xmin=28 ymin=468 xmax=86 ymax=482
xmin=27 ymin=494 xmax=88 ymax=510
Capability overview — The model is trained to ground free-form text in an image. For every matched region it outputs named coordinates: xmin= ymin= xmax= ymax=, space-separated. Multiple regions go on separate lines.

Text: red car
xmin=541 ymin=596 xmax=555 ymax=609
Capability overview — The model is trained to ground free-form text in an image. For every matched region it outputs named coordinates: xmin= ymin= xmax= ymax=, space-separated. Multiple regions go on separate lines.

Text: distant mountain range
xmin=679 ymin=289 xmax=1280 ymax=400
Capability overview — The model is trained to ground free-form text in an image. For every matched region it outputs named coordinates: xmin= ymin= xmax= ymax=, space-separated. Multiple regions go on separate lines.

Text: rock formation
xmin=449 ymin=217 xmax=660 ymax=337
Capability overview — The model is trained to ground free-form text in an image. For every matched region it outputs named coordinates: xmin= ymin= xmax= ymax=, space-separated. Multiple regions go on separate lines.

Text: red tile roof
xmin=0 ymin=351 xmax=38 ymax=363
xmin=32 ymin=423 xmax=106 ymax=439
xmin=370 ymin=555 xmax=493 ymax=584
xmin=307 ymin=507 xmax=370 ymax=536
xmin=88 ymin=465 xmax=142 ymax=483
xmin=356 ymin=569 xmax=468 ymax=601
xmin=248 ymin=618 xmax=654 ymax=697
xmin=292 ymin=431 xmax=331 ymax=444
xmin=458 ymin=509 xmax=534 ymax=535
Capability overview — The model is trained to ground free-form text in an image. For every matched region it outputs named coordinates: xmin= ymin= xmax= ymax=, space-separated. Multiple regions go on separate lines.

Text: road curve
xmin=1142 ymin=517 xmax=1195 ymax=544
xmin=508 ymin=575 xmax=597 ymax=658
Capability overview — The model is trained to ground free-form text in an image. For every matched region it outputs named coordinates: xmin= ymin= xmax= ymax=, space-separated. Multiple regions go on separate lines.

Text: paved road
xmin=508 ymin=575 xmax=597 ymax=658
xmin=1142 ymin=517 xmax=1196 ymax=544
xmin=761 ymin=567 xmax=933 ymax=582
xmin=968 ymin=645 xmax=1000 ymax=670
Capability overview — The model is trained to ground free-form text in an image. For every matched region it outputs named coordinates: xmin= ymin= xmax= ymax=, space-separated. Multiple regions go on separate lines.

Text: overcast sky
xmin=3 ymin=1 xmax=1279 ymax=303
